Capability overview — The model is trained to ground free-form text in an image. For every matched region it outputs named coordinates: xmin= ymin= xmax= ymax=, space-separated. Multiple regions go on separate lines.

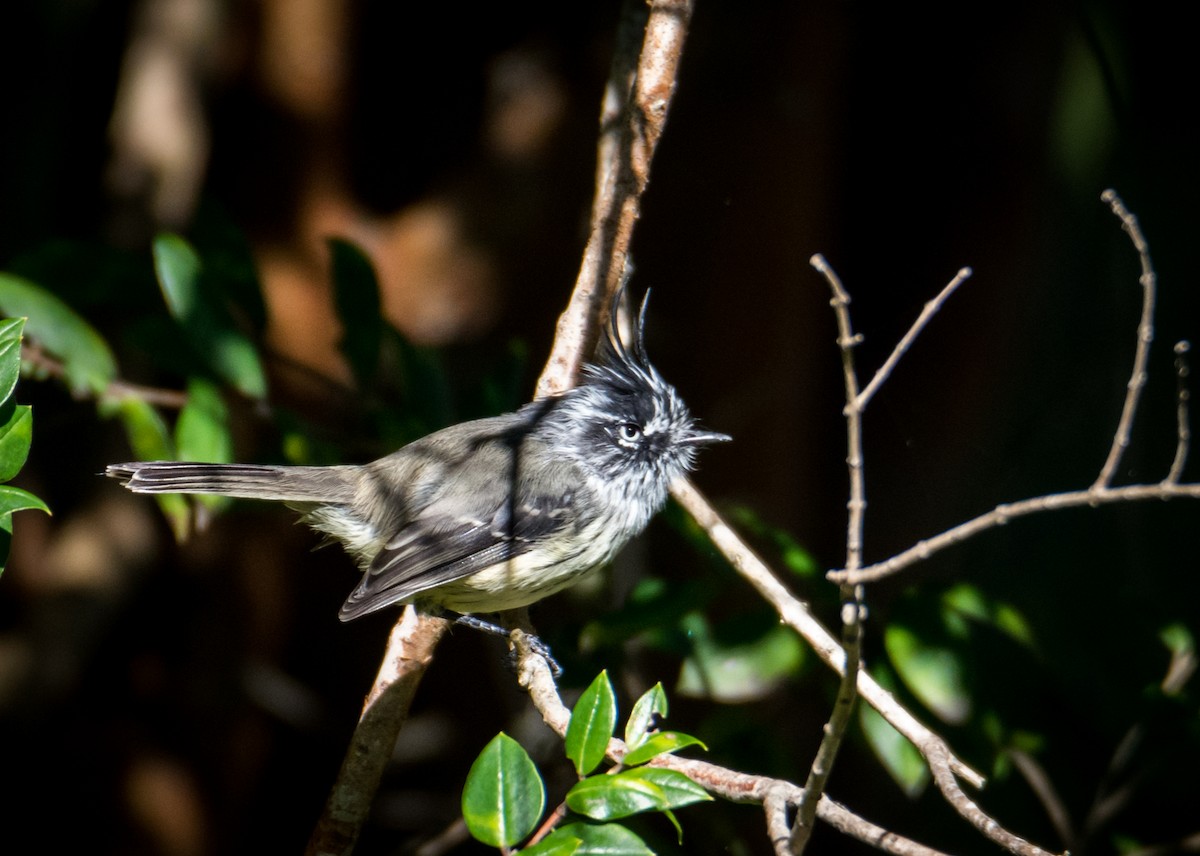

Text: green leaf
xmin=624 ymin=683 xmax=668 ymax=751
xmin=0 ymin=403 xmax=33 ymax=482
xmin=520 ymin=832 xmax=582 ymax=856
xmin=565 ymin=768 xmax=709 ymax=821
xmin=621 ymin=732 xmax=706 ymax=768
xmin=152 ymin=233 xmax=267 ymax=399
xmin=552 ymin=823 xmax=652 ymax=855
xmin=329 ymin=238 xmax=383 ymax=386
xmin=0 ymin=485 xmax=50 ymax=516
xmin=885 ymin=623 xmax=971 ymax=724
xmin=858 ymin=683 xmax=929 ymax=797
xmin=0 ymin=274 xmax=118 ymax=396
xmin=462 ymin=733 xmax=545 ymax=848
xmin=618 ymin=768 xmax=711 ymax=810
xmin=174 ymin=377 xmax=233 ymax=512
xmin=566 ymin=671 xmax=618 ymax=776
xmin=0 ymin=317 xmax=26 ymax=403
xmin=175 ymin=377 xmax=232 ymax=464
xmin=114 ymin=397 xmax=190 ymax=541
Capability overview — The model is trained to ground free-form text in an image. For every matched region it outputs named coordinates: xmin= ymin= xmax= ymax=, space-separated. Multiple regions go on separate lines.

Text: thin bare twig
xmin=1094 ymin=188 xmax=1157 ymax=489
xmin=21 ymin=341 xmax=190 ymax=408
xmin=925 ymin=741 xmax=1056 ymax=856
xmin=829 ymin=481 xmax=1200 ymax=584
xmin=1008 ymin=748 xmax=1076 ymax=851
xmin=1165 ymin=341 xmax=1192 ymax=485
xmin=790 ymin=255 xmax=868 ymax=854
xmin=856 ymin=267 xmax=973 ymax=410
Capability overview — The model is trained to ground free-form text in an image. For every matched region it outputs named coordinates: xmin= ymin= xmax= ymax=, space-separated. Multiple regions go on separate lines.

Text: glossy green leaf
xmin=624 ymin=683 xmax=667 ymax=751
xmin=619 ymin=768 xmax=710 ymax=810
xmin=551 ymin=823 xmax=652 ymax=855
xmin=0 ymin=274 xmax=117 ymax=396
xmin=329 ymin=238 xmax=383 ymax=385
xmin=0 ymin=317 xmax=25 ymax=403
xmin=152 ymin=234 xmax=267 ymax=399
xmin=885 ymin=624 xmax=971 ymax=724
xmin=462 ymin=733 xmax=545 ymax=848
xmin=0 ymin=403 xmax=32 ymax=482
xmin=621 ymin=732 xmax=707 ymax=768
xmin=859 ymin=684 xmax=929 ymax=797
xmin=566 ymin=671 xmax=618 ymax=776
xmin=565 ymin=768 xmax=709 ymax=821
xmin=0 ymin=485 xmax=50 ymax=516
xmin=519 ymin=831 xmax=582 ymax=856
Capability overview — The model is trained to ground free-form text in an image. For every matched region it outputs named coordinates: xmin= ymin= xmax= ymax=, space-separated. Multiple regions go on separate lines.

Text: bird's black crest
xmin=589 ymin=287 xmax=664 ymax=394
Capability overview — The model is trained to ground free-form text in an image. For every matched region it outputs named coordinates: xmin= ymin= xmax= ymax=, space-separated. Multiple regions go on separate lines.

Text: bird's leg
xmin=452 ymin=614 xmax=563 ymax=677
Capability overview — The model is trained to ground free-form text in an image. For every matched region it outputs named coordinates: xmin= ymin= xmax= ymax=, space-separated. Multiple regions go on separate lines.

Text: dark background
xmin=1 ymin=1 xmax=1197 ymax=854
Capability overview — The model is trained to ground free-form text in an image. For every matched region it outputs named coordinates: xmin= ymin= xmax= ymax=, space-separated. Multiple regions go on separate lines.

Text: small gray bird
xmin=107 ymin=292 xmax=728 ymax=625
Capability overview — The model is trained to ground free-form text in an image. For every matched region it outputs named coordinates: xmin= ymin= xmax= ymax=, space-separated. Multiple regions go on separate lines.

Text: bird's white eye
xmin=617 ymin=422 xmax=643 ymax=443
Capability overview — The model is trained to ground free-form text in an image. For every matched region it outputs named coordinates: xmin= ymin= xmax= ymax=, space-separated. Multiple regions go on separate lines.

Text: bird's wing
xmin=337 ymin=485 xmax=578 ymax=620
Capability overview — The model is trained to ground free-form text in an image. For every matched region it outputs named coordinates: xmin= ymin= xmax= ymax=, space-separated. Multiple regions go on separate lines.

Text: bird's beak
xmin=681 ymin=429 xmax=732 ymax=446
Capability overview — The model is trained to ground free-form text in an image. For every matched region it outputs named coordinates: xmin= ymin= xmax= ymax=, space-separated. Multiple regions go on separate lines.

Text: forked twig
xmin=830 ymin=190 xmax=1199 ymax=586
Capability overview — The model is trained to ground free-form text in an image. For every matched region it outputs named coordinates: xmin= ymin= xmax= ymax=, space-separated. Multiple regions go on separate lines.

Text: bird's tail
xmin=105 ymin=461 xmax=358 ymax=503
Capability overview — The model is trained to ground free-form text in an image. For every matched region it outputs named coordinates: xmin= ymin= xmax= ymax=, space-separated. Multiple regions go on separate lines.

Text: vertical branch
xmin=1164 ymin=341 xmax=1191 ymax=485
xmin=305 ymin=608 xmax=451 ymax=856
xmin=536 ymin=0 xmax=696 ymax=398
xmin=790 ymin=254 xmax=868 ymax=853
xmin=1093 ymin=189 xmax=1157 ymax=489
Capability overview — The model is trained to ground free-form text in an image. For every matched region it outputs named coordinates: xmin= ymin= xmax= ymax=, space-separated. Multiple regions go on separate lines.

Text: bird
xmin=107 ymin=290 xmax=729 ymax=631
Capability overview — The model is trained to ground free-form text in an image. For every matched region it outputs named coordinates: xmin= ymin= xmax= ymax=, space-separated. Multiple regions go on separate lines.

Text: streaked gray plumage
xmin=107 ymin=292 xmax=728 ymax=622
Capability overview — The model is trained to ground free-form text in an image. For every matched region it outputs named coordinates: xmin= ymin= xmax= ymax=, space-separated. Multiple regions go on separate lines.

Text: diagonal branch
xmin=856 ymin=266 xmax=972 ymax=410
xmin=670 ymin=477 xmax=985 ymax=789
xmin=536 ymin=0 xmax=695 ymax=399
xmin=305 ymin=608 xmax=451 ymax=856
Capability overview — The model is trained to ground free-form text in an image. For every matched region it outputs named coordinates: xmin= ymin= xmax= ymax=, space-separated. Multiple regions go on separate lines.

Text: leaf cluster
xmin=462 ymin=672 xmax=710 ymax=855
